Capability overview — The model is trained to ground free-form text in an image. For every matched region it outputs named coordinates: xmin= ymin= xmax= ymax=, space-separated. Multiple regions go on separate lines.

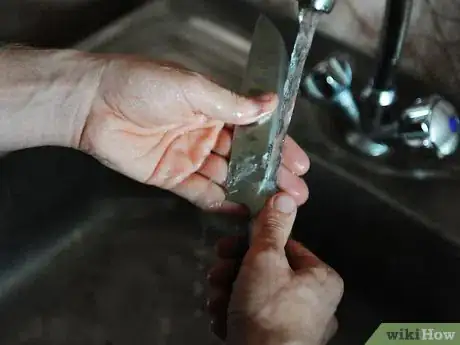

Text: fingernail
xmin=294 ymin=160 xmax=308 ymax=175
xmin=250 ymin=95 xmax=277 ymax=116
xmin=253 ymin=93 xmax=274 ymax=102
xmin=273 ymin=194 xmax=296 ymax=214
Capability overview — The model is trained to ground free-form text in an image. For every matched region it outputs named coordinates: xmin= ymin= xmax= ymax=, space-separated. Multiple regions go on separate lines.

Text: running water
xmin=265 ymin=8 xmax=321 ymax=186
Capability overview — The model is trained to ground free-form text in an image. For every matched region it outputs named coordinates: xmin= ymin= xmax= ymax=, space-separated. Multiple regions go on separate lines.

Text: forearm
xmin=0 ymin=46 xmax=105 ymax=154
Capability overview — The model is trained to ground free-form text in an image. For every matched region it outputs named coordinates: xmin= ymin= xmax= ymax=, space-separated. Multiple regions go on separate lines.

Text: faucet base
xmin=345 ymin=131 xmax=390 ymax=157
xmin=306 ymin=100 xmax=460 ymax=180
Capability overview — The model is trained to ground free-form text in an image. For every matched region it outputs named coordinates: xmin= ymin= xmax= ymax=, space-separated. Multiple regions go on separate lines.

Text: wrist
xmin=226 ymin=319 xmax=320 ymax=345
xmin=226 ymin=318 xmax=323 ymax=345
xmin=0 ymin=46 xmax=106 ymax=153
xmin=228 ymin=333 xmax=316 ymax=345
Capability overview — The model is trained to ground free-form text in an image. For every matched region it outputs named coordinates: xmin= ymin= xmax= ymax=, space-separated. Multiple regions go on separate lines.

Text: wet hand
xmin=78 ymin=57 xmax=310 ymax=210
xmin=207 ymin=193 xmax=344 ymax=345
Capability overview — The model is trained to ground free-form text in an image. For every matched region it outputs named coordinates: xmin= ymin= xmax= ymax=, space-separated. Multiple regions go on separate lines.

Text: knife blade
xmin=225 ymin=15 xmax=288 ymax=216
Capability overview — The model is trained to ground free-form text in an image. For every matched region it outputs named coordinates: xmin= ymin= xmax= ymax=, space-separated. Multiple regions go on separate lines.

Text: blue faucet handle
xmin=400 ymin=95 xmax=460 ymax=158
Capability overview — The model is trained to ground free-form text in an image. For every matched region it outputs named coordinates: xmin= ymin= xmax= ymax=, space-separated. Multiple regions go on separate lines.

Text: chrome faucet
xmin=303 ymin=0 xmax=460 ymax=161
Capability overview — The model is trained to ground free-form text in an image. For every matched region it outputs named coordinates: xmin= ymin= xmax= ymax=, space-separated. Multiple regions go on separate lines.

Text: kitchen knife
xmin=226 ymin=15 xmax=288 ymax=216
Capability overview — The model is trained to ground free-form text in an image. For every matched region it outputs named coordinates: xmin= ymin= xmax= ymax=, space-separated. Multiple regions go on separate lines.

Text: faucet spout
xmin=298 ymin=0 xmax=335 ymax=13
xmin=361 ymin=0 xmax=413 ymax=130
xmin=373 ymin=0 xmax=413 ymax=92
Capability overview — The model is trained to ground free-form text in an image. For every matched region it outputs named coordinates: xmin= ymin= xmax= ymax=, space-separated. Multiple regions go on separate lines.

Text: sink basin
xmin=1 ymin=0 xmax=460 ymax=344
xmin=0 ymin=0 xmax=149 ymax=47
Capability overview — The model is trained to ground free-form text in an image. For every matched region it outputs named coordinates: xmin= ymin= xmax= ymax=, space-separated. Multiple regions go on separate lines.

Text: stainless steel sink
xmin=1 ymin=0 xmax=460 ymax=344
xmin=0 ymin=0 xmax=149 ymax=47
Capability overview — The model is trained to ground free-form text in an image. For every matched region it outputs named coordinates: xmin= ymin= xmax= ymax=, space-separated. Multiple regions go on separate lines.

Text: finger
xmin=286 ymin=241 xmax=342 ymax=291
xmin=170 ymin=173 xmax=225 ymax=210
xmin=213 ymin=128 xmax=232 ymax=157
xmin=285 ymin=240 xmax=324 ymax=271
xmin=157 ymin=60 xmax=189 ymax=70
xmin=282 ymin=136 xmax=310 ymax=176
xmin=251 ymin=193 xmax=297 ymax=252
xmin=197 ymin=153 xmax=228 ymax=186
xmin=321 ymin=317 xmax=339 ymax=345
xmin=216 ymin=236 xmax=248 ymax=259
xmin=207 ymin=259 xmax=239 ymax=288
xmin=180 ymin=72 xmax=278 ymax=125
xmin=215 ymin=201 xmax=248 ymax=215
xmin=277 ymin=166 xmax=309 ymax=205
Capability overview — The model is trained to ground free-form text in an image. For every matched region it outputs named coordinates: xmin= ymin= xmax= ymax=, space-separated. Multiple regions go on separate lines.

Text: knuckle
xmin=303 ymin=264 xmax=344 ymax=299
xmin=264 ymin=216 xmax=286 ymax=233
xmin=257 ymin=216 xmax=289 ymax=247
xmin=263 ymin=212 xmax=291 ymax=232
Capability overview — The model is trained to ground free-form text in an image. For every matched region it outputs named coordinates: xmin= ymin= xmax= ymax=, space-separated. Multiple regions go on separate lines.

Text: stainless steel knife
xmin=225 ymin=15 xmax=288 ymax=216
xmin=226 ymin=3 xmax=333 ymax=217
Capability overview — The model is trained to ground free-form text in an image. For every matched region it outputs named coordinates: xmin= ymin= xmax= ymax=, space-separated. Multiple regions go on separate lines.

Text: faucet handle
xmin=298 ymin=0 xmax=335 ymax=13
xmin=400 ymin=95 xmax=460 ymax=158
xmin=303 ymin=55 xmax=360 ymax=126
xmin=304 ymin=55 xmax=352 ymax=98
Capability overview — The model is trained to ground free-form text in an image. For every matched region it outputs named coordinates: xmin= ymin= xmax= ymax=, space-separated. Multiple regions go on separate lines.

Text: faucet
xmin=303 ymin=0 xmax=460 ymax=162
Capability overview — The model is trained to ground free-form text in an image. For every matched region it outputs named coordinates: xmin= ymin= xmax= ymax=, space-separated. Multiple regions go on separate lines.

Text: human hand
xmin=78 ymin=57 xmax=309 ymax=211
xmin=207 ymin=193 xmax=343 ymax=345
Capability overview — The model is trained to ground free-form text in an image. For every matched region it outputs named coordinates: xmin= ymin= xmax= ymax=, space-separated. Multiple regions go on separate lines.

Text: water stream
xmin=265 ymin=9 xmax=321 ymax=186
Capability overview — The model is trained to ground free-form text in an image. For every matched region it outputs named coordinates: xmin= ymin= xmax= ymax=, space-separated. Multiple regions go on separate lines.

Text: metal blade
xmin=226 ymin=15 xmax=288 ymax=216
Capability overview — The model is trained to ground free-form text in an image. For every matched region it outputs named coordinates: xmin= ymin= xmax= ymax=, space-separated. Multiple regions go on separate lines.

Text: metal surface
xmin=0 ymin=0 xmax=149 ymax=47
xmin=304 ymin=55 xmax=359 ymax=126
xmin=371 ymin=0 xmax=413 ymax=92
xmin=227 ymin=4 xmax=332 ymax=216
xmin=303 ymin=55 xmax=391 ymax=157
xmin=400 ymin=95 xmax=460 ymax=158
xmin=303 ymin=55 xmax=460 ymax=160
xmin=302 ymin=0 xmax=415 ymax=158
xmin=345 ymin=131 xmax=390 ymax=157
xmin=225 ymin=15 xmax=288 ymax=215
xmin=360 ymin=0 xmax=413 ymax=130
xmin=298 ymin=0 xmax=335 ymax=13
xmin=302 ymin=0 xmax=460 ymax=163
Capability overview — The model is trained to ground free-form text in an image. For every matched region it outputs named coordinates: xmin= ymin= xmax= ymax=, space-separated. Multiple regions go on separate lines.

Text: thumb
xmin=250 ymin=193 xmax=297 ymax=252
xmin=182 ymin=72 xmax=278 ymax=125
